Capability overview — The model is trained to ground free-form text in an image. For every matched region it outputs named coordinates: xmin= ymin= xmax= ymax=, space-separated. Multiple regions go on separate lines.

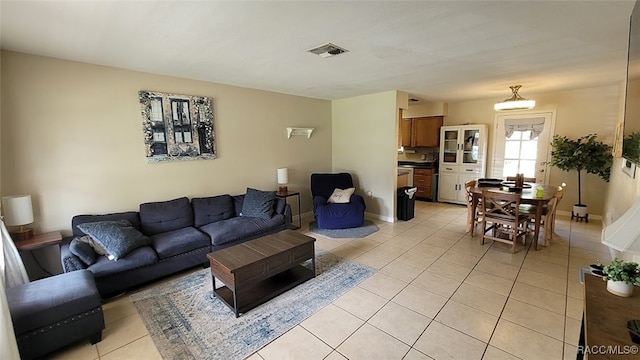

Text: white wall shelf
xmin=287 ymin=127 xmax=314 ymax=139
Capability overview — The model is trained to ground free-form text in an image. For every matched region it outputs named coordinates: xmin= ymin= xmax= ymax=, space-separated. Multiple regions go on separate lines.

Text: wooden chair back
xmin=464 ymin=179 xmax=477 ymax=205
xmin=482 ymin=190 xmax=522 ymax=221
xmin=481 ymin=189 xmax=528 ymax=252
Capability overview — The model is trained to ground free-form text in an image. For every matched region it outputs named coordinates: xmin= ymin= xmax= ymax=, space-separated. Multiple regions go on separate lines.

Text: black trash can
xmin=397 ymin=186 xmax=417 ymax=221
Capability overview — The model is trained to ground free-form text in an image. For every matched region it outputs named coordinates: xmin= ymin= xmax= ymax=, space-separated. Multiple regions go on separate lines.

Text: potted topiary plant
xmin=598 ymin=258 xmax=640 ymax=297
xmin=548 ymin=133 xmax=613 ymax=222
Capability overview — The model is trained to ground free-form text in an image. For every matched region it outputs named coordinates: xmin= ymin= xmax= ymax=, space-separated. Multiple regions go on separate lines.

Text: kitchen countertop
xmin=397 ymin=161 xmax=438 ymax=169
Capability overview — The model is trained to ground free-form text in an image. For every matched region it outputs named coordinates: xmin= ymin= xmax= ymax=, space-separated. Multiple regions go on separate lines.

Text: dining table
xmin=469 ymin=183 xmax=558 ymax=249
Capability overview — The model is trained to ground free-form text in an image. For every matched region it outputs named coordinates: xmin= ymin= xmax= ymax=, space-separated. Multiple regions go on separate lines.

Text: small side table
xmin=14 ymin=231 xmax=62 ymax=251
xmin=15 ymin=231 xmax=62 ymax=278
xmin=276 ymin=191 xmax=302 ymax=230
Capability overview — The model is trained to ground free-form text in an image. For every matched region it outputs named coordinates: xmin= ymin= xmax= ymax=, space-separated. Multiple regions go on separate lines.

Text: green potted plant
xmin=548 ymin=133 xmax=613 ymax=221
xmin=597 ymin=258 xmax=640 ymax=297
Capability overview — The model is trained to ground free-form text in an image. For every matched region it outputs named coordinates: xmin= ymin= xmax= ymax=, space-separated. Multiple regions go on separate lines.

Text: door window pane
xmin=507 ymin=131 xmax=522 ymax=140
xmin=503 ymin=160 xmax=519 ymax=175
xmin=502 ymin=130 xmax=538 ymax=178
xmin=505 ymin=141 xmax=521 ymax=158
xmin=520 ymin=160 xmax=536 ymax=177
xmin=521 ymin=140 xmax=538 ymax=160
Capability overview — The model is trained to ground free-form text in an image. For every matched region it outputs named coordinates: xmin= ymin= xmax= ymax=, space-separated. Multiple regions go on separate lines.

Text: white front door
xmin=491 ymin=111 xmax=556 ymax=183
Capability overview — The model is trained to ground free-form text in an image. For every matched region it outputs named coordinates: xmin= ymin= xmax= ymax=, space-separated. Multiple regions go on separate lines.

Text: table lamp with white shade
xmin=1 ymin=194 xmax=34 ymax=241
xmin=277 ymin=168 xmax=289 ymax=194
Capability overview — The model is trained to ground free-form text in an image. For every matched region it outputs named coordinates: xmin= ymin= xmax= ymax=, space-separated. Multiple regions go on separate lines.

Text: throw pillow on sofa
xmin=69 ymin=238 xmax=97 ymax=265
xmin=77 ymin=219 xmax=151 ymax=260
xmin=76 ymin=235 xmax=110 ymax=256
xmin=241 ymin=188 xmax=276 ymax=219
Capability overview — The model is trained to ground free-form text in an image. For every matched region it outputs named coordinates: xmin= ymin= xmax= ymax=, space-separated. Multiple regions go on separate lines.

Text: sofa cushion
xmin=191 ymin=195 xmax=234 ymax=227
xmin=88 ymin=246 xmax=158 ymax=278
xmin=69 ymin=238 xmax=97 ymax=266
xmin=199 ymin=213 xmax=285 ymax=246
xmin=241 ymin=188 xmax=276 ymax=219
xmin=233 ymin=195 xmax=244 ymax=217
xmin=72 ymin=211 xmax=140 ymax=237
xmin=140 ymin=197 xmax=193 ymax=235
xmin=150 ymin=227 xmax=210 ymax=259
xmin=77 ymin=220 xmax=152 ymax=260
xmin=7 ymin=269 xmax=101 ymax=335
xmin=274 ymin=197 xmax=286 ymax=215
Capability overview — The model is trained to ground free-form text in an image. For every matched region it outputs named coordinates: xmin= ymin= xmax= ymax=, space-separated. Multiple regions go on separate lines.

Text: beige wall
xmin=0 ymin=51 xmax=332 ymax=234
xmin=605 ymin=158 xmax=640 ymax=223
xmin=332 ymin=91 xmax=400 ymax=221
xmin=447 ymin=84 xmax=622 ymax=216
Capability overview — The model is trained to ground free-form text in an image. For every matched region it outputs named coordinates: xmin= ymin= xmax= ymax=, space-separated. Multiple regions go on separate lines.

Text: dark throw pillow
xmin=241 ymin=188 xmax=276 ymax=219
xmin=69 ymin=238 xmax=97 ymax=265
xmin=77 ymin=219 xmax=152 ymax=260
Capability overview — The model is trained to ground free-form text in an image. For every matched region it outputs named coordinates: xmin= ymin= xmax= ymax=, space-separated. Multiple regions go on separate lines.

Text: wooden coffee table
xmin=206 ymin=230 xmax=316 ymax=317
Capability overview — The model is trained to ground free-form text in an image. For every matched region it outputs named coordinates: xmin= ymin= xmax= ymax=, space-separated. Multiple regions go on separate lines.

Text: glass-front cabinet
xmin=440 ymin=126 xmax=484 ymax=166
xmin=442 ymin=129 xmax=459 ymax=163
xmin=438 ymin=125 xmax=487 ymax=204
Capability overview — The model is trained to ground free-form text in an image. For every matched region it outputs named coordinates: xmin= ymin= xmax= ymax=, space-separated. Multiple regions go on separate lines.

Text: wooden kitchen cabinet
xmin=401 ymin=116 xmax=443 ymax=148
xmin=414 ymin=168 xmax=434 ymax=200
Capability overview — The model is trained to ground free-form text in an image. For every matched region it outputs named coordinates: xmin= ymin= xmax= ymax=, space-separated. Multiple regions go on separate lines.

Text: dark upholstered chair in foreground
xmin=7 ymin=269 xmax=104 ymax=359
xmin=311 ymin=173 xmax=366 ymax=229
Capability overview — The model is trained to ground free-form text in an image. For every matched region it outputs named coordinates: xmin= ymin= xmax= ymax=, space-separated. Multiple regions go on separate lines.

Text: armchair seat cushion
xmin=314 ymin=197 xmax=366 ymax=229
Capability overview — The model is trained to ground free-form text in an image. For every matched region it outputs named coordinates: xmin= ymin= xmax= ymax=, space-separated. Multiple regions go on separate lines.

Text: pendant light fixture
xmin=494 ymin=85 xmax=536 ymax=111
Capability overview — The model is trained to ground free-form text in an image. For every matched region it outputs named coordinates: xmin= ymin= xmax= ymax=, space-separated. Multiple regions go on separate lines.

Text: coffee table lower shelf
xmin=213 ymin=265 xmax=314 ymax=317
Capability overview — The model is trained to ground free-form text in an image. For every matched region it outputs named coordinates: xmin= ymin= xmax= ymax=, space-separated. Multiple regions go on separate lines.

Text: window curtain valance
xmin=504 ymin=117 xmax=545 ymax=139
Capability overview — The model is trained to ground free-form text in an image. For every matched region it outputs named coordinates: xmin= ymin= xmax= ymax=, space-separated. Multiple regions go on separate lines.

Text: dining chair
xmin=481 ymin=189 xmax=529 ymax=253
xmin=464 ymin=179 xmax=482 ymax=236
xmin=506 ymin=176 xmax=537 ymax=183
xmin=520 ymin=183 xmax=567 ymax=249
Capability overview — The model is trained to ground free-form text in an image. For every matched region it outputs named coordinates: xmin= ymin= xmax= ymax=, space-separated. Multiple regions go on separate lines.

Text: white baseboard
xmin=365 ymin=212 xmax=394 ymax=223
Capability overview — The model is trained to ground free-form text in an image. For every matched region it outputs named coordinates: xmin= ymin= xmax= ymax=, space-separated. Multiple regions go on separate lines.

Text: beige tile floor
xmin=50 ymin=201 xmax=609 ymax=360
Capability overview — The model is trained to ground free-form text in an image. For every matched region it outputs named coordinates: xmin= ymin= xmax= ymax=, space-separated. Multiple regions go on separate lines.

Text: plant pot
xmin=573 ymin=204 xmax=588 ymax=217
xmin=607 ymin=279 xmax=634 ymax=297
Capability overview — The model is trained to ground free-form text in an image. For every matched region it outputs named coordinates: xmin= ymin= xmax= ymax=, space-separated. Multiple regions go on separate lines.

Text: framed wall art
xmin=139 ymin=90 xmax=216 ymax=163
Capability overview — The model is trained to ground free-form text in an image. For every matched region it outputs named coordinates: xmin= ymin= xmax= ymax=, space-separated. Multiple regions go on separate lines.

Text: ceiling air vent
xmin=307 ymin=43 xmax=348 ymax=58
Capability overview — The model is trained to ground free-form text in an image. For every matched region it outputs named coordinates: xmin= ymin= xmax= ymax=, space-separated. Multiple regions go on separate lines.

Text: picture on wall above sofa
xmin=139 ymin=90 xmax=216 ymax=163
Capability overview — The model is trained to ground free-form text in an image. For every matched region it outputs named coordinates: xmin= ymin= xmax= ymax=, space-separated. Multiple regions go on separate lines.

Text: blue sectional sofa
xmin=61 ymin=192 xmax=291 ymax=297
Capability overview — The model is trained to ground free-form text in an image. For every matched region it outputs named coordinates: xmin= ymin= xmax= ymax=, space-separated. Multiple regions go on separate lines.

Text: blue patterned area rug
xmin=130 ymin=250 xmax=374 ymax=359
xmin=309 ymin=220 xmax=379 ymax=238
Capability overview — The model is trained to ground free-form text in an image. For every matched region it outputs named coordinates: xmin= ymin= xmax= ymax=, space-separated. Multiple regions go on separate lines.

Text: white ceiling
xmin=0 ymin=1 xmax=636 ymax=102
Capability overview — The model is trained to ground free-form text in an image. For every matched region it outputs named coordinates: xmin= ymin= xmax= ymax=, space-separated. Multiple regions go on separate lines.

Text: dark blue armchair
xmin=311 ymin=173 xmax=366 ymax=229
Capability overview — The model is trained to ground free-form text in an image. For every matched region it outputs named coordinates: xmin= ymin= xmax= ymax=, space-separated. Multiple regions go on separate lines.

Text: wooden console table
xmin=579 ymin=274 xmax=640 ymax=359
